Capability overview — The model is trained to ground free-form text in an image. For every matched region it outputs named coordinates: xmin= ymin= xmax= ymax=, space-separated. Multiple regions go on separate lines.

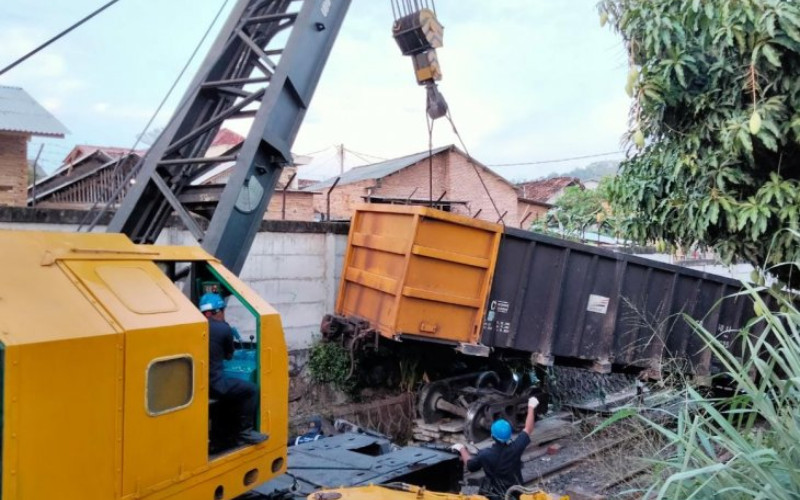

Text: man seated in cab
xmin=200 ymin=292 xmax=268 ymax=446
xmin=451 ymin=397 xmax=540 ymax=500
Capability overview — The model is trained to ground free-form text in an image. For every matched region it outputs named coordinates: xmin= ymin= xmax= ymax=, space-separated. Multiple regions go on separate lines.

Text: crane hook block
xmin=412 ymin=49 xmax=442 ymax=84
xmin=392 ymin=8 xmax=443 ymax=56
xmin=426 ymin=84 xmax=448 ymax=120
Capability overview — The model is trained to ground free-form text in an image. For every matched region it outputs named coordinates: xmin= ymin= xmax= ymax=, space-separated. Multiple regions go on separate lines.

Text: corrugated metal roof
xmin=0 ymin=86 xmax=69 ymax=137
xmin=302 ymin=145 xmax=452 ymax=191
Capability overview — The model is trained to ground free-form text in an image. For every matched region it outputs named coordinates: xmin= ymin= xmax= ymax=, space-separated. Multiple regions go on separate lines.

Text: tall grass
xmin=605 ymin=282 xmax=800 ymax=499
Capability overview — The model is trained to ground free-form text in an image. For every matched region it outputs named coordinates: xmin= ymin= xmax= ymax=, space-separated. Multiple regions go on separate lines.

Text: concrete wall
xmin=633 ymin=251 xmax=755 ymax=283
xmin=0 ymin=207 xmax=349 ymax=351
xmin=0 ymin=133 xmax=29 ymax=207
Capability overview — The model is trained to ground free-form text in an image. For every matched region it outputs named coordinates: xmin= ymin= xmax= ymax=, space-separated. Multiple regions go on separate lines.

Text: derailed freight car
xmin=482 ymin=227 xmax=755 ymax=382
xmin=321 ymin=205 xmax=758 ymax=439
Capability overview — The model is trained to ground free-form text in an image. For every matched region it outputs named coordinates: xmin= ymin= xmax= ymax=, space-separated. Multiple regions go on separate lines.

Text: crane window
xmin=146 ymin=356 xmax=194 ymax=415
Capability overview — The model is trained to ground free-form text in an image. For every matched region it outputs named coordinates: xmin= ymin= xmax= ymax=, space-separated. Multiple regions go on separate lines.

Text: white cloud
xmin=0 ymin=27 xmax=68 ymax=81
xmin=1 ymin=0 xmax=632 ymax=182
xmin=40 ymin=97 xmax=62 ymax=112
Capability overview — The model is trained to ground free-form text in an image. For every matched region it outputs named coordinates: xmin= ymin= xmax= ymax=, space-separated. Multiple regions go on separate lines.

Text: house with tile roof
xmin=0 ymin=86 xmax=68 ymax=206
xmin=30 ymin=128 xmax=317 ymax=221
xmin=513 ymin=177 xmax=586 ymax=229
xmin=302 ymin=145 xmax=523 ymax=226
xmin=29 ymin=148 xmax=142 ymax=208
xmin=517 ymin=176 xmax=584 ymax=205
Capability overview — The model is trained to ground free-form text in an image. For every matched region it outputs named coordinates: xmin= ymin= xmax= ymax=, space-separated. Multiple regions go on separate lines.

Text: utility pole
xmin=338 ymin=144 xmax=345 ymax=175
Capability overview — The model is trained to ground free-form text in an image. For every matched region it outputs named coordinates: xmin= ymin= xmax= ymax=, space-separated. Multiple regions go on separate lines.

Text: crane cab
xmin=0 ymin=230 xmax=287 ymax=500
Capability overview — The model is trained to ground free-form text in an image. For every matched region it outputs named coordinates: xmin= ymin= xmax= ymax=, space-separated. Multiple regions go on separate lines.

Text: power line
xmin=0 ymin=0 xmax=121 ymax=77
xmin=343 ymin=147 xmax=387 ymax=162
xmin=345 ymin=150 xmax=379 ymax=166
xmin=80 ymin=0 xmax=231 ymax=231
xmin=487 ymin=151 xmax=624 ymax=167
xmin=297 ymin=145 xmax=335 ymax=157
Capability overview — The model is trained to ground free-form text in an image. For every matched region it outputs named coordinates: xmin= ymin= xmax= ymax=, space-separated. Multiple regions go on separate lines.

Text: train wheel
xmin=418 ymin=381 xmax=450 ymax=423
xmin=474 ymin=371 xmax=500 ymax=390
xmin=464 ymin=401 xmax=492 ymax=442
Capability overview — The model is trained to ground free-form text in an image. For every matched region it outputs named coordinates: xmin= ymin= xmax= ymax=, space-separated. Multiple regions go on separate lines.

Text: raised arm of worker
xmin=523 ymin=396 xmax=538 ymax=435
xmin=450 ymin=396 xmax=540 ymax=466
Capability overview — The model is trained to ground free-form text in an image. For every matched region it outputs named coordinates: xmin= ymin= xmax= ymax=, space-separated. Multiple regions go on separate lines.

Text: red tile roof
xmin=517 ymin=177 xmax=582 ymax=203
xmin=211 ymin=128 xmax=244 ymax=147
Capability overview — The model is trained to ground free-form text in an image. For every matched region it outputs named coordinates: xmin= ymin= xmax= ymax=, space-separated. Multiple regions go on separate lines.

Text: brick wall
xmin=310 ymin=149 xmax=521 ymax=225
xmin=0 ymin=133 xmax=29 ymax=207
xmin=445 ymin=152 xmax=519 ymax=226
xmin=371 ymin=154 xmax=449 ymax=201
xmin=517 ymin=201 xmax=549 ymax=228
xmin=311 ymin=179 xmax=375 ymax=221
xmin=265 ymin=190 xmax=315 ymax=221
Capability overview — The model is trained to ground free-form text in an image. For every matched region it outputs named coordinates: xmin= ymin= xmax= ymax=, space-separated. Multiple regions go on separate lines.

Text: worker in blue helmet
xmin=199 ymin=292 xmax=267 ymax=447
xmin=451 ymin=397 xmax=540 ymax=500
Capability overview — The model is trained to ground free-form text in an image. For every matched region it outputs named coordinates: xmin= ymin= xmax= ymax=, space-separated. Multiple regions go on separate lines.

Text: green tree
xmin=534 ymin=177 xmax=618 ymax=241
xmin=599 ymin=0 xmax=800 ymax=285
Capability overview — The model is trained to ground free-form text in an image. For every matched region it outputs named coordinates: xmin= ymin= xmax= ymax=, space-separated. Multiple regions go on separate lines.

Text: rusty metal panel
xmin=336 ymin=205 xmax=502 ymax=345
xmin=483 ymin=227 xmax=756 ymax=376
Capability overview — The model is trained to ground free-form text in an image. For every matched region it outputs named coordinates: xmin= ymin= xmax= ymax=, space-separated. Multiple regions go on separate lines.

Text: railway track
xmin=517 ymin=388 xmax=684 ymax=498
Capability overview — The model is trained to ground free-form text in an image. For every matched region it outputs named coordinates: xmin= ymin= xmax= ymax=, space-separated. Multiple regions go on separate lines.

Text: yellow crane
xmin=1 ymin=1 xmax=565 ymax=499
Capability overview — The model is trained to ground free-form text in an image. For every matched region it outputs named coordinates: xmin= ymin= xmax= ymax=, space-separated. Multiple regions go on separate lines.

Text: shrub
xmin=307 ymin=341 xmax=357 ymax=394
xmin=605 ymin=280 xmax=800 ymax=499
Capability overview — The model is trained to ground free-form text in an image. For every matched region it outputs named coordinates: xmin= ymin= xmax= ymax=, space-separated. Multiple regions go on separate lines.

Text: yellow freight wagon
xmin=0 ymin=230 xmax=287 ymax=500
xmin=327 ymin=205 xmax=502 ymax=351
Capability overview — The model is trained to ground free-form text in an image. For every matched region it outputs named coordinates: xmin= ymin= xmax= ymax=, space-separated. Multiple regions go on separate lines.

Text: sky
xmin=0 ymin=0 xmax=632 ymax=182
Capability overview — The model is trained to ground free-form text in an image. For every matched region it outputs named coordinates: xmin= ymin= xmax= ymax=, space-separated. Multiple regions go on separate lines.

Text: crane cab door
xmin=63 ymin=260 xmax=208 ymax=496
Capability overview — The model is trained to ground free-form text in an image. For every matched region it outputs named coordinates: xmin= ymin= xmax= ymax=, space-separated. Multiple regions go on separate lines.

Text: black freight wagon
xmin=481 ymin=227 xmax=756 ymax=381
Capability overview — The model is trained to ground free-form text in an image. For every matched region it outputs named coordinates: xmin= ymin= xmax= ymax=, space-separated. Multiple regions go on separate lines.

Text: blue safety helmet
xmin=490 ymin=419 xmax=512 ymax=443
xmin=199 ymin=292 xmax=226 ymax=312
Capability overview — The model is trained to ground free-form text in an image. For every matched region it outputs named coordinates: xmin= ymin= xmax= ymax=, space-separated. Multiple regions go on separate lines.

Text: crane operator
xmin=200 ymin=292 xmax=268 ymax=447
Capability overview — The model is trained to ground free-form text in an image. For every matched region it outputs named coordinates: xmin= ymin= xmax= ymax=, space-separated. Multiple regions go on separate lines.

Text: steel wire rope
xmin=425 ymin=108 xmax=435 ymax=206
xmin=443 ymin=108 xmax=503 ymax=221
xmin=78 ymin=0 xmax=232 ymax=231
xmin=0 ymin=0 xmax=122 ymax=77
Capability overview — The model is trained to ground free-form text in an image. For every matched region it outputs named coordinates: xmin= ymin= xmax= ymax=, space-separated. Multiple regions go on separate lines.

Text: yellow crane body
xmin=0 ymin=230 xmax=287 ymax=499
xmin=308 ymin=485 xmax=567 ymax=500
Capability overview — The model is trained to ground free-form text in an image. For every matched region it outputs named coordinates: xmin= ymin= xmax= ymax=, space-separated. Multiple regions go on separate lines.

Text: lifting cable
xmin=426 ymin=103 xmax=503 ymax=222
xmin=78 ymin=0 xmax=232 ymax=231
xmin=426 ymin=110 xmax=435 ymax=206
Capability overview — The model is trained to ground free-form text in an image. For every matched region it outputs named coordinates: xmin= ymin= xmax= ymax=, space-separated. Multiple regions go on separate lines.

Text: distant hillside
xmin=545 ymin=160 xmax=619 ymax=181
